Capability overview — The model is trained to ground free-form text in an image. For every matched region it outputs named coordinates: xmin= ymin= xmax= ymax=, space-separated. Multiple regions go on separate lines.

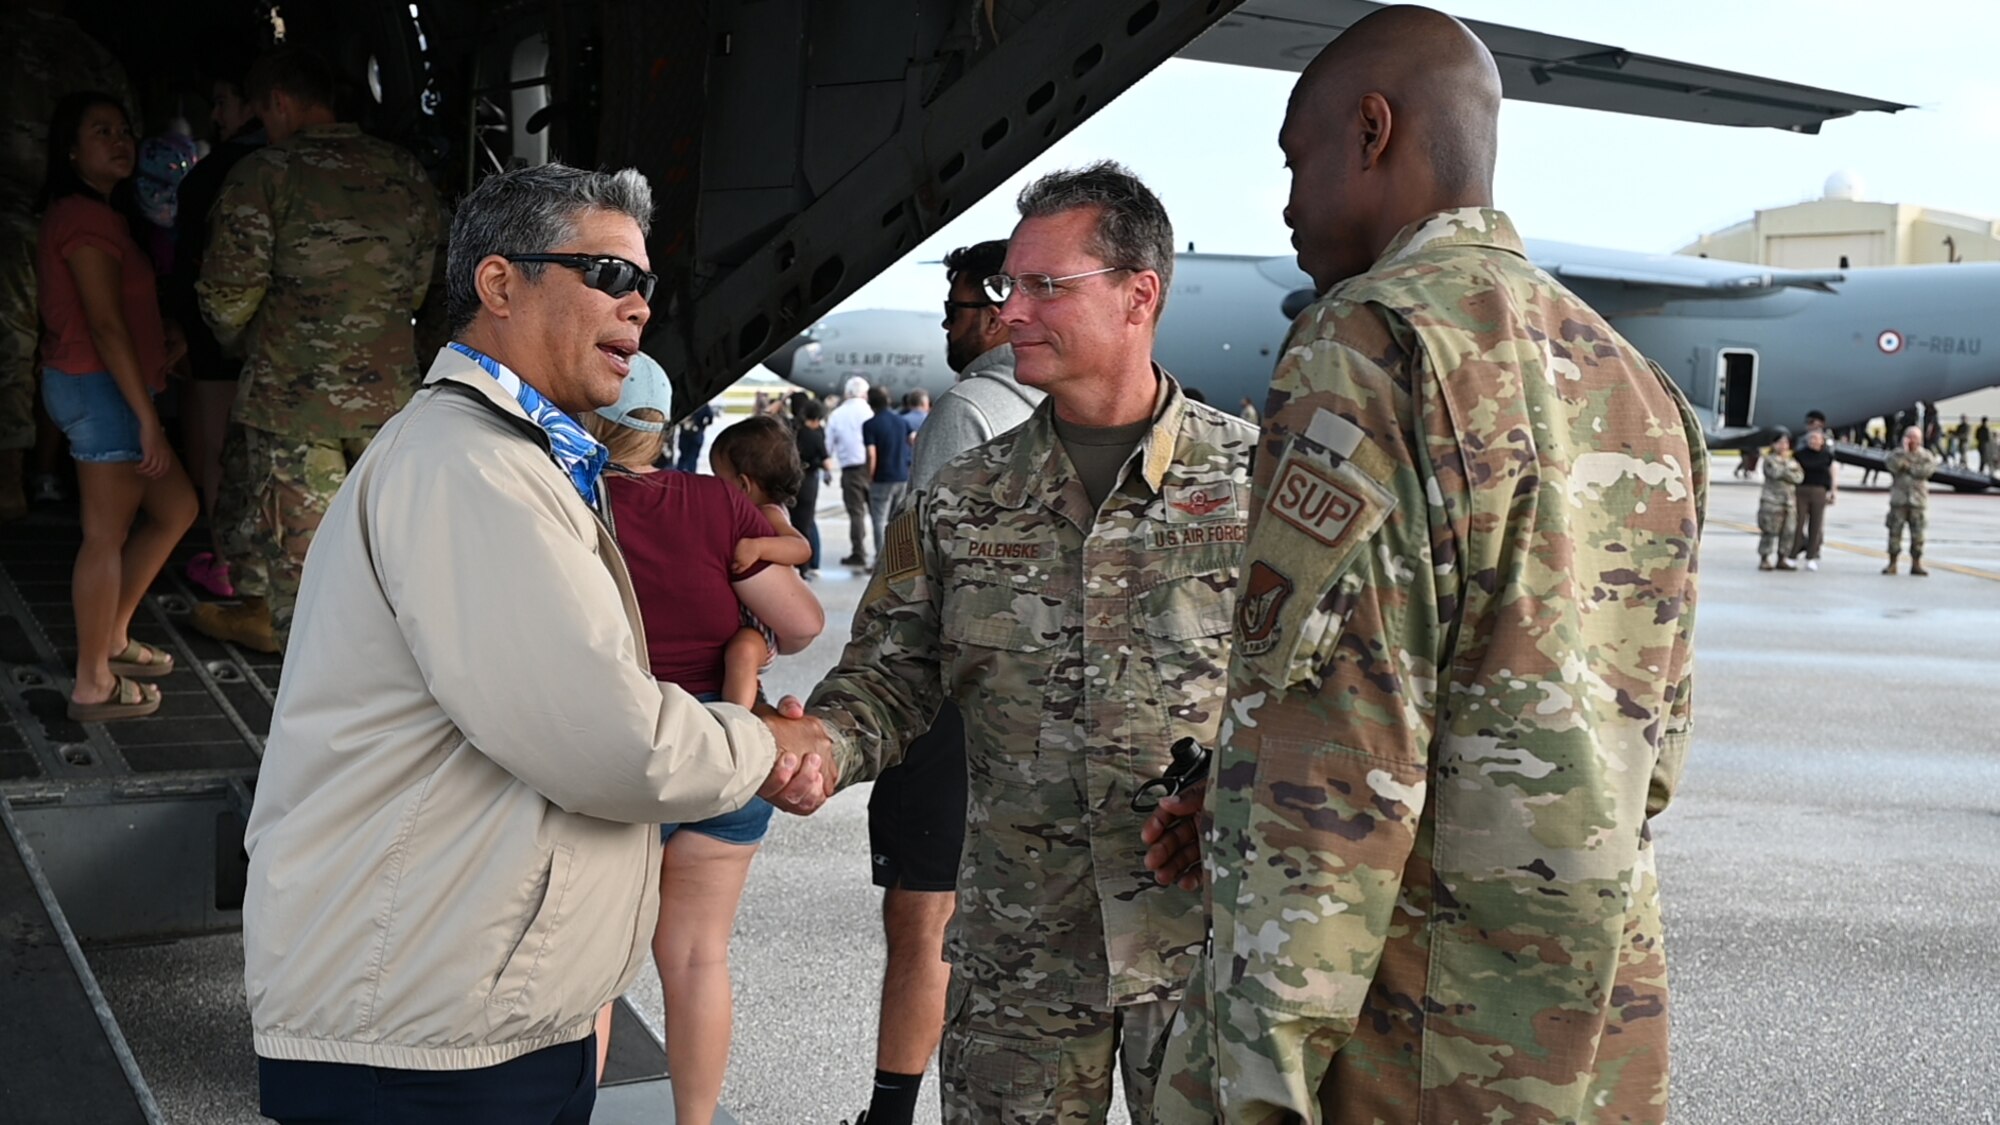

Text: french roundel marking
xmin=1877 ymin=330 xmax=1904 ymax=354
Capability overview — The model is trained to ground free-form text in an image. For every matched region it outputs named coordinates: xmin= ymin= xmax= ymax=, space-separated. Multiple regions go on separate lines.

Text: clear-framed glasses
xmin=505 ymin=253 xmax=659 ymax=302
xmin=981 ymin=265 xmax=1135 ymax=304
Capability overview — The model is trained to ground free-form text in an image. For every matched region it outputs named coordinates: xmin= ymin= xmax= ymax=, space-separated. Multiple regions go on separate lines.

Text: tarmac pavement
xmin=84 ymin=474 xmax=2000 ymax=1123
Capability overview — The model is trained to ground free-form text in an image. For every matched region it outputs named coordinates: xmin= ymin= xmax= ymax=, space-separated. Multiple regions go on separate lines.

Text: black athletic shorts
xmin=867 ymin=700 xmax=968 ymax=892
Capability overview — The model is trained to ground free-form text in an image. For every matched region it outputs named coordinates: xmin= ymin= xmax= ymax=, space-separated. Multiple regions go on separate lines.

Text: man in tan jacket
xmin=242 ymin=163 xmax=831 ymax=1124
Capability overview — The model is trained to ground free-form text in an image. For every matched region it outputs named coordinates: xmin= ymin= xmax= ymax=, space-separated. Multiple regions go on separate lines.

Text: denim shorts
xmin=660 ymin=691 xmax=775 ymax=846
xmin=42 ymin=369 xmax=145 ymax=463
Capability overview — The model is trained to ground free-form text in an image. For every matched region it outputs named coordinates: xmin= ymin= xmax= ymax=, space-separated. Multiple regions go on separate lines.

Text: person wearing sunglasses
xmin=242 ymin=162 xmax=832 ymax=1125
xmin=192 ymin=47 xmax=443 ymax=654
xmin=767 ymin=162 xmax=1256 ymax=1125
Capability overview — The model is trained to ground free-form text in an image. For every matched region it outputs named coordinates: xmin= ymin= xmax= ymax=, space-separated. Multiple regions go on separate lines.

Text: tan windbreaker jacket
xmin=242 ymin=347 xmax=779 ymax=1069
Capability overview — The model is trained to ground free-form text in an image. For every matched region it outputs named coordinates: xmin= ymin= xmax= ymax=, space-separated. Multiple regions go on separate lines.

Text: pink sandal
xmin=186 ymin=552 xmax=236 ymax=597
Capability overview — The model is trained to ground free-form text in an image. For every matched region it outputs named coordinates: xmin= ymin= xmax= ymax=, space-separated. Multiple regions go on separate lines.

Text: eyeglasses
xmin=505 ymin=253 xmax=658 ymax=302
xmin=943 ymin=299 xmax=995 ymax=319
xmin=981 ymin=266 xmax=1135 ymax=304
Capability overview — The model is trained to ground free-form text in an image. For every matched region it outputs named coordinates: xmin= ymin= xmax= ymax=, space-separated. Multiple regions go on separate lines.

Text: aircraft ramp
xmin=1831 ymin=442 xmax=1998 ymax=493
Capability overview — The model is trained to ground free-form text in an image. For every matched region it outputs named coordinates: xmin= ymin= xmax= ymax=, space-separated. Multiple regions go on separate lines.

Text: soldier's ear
xmin=1128 ymin=269 xmax=1163 ymax=327
xmin=474 ymin=255 xmax=515 ymax=320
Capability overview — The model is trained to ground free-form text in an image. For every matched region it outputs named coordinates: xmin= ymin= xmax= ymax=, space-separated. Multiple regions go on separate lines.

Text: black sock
xmin=866 ymin=1068 xmax=925 ymax=1125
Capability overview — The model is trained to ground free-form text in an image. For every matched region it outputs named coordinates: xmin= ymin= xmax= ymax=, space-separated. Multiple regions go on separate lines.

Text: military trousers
xmin=1756 ymin=501 xmax=1795 ymax=561
xmin=242 ymin=426 xmax=374 ymax=645
xmin=940 ymin=972 xmax=1174 ymax=1125
xmin=0 ymin=212 xmax=39 ymax=451
xmin=1886 ymin=502 xmax=1927 ymax=557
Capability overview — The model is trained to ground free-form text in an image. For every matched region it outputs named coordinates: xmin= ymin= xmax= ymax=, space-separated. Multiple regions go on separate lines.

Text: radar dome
xmin=1822 ymin=169 xmax=1865 ymax=201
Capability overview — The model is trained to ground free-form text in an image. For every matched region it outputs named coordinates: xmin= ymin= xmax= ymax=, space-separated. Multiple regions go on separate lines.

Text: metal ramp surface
xmin=0 ymin=799 xmax=160 ymax=1123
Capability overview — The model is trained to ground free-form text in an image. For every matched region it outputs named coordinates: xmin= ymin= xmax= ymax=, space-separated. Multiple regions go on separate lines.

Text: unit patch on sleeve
xmin=1235 ymin=561 xmax=1294 ymax=657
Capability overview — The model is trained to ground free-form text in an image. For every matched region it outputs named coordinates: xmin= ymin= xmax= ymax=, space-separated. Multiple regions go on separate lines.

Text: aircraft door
xmin=1717 ymin=349 xmax=1758 ymax=428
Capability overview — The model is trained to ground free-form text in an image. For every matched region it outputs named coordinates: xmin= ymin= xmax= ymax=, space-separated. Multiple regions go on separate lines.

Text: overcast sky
xmin=831 ymin=0 xmax=2000 ymax=315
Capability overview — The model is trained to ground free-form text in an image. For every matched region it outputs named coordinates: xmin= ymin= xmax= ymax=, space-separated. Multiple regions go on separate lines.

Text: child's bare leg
xmin=721 ymin=628 xmax=768 ymax=708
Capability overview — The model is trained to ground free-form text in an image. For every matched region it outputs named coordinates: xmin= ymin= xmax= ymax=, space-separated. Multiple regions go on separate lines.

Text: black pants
xmin=258 ymin=1036 xmax=595 ymax=1124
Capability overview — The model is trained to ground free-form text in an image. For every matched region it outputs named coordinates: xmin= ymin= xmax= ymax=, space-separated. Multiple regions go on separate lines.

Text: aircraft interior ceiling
xmin=73 ymin=0 xmax=1910 ymax=417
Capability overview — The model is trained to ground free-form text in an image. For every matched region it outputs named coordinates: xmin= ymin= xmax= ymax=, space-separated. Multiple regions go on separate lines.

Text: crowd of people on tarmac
xmin=1749 ymin=410 xmax=1944 ymax=575
xmin=21 ymin=3 xmax=1959 ymax=1125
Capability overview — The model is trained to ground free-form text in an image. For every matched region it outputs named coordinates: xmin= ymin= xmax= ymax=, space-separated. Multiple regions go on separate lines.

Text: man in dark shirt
xmin=676 ymin=401 xmax=716 ymax=472
xmin=862 ymin=385 xmax=912 ymax=557
xmin=1792 ymin=426 xmax=1837 ymax=569
xmin=791 ymin=398 xmax=833 ymax=576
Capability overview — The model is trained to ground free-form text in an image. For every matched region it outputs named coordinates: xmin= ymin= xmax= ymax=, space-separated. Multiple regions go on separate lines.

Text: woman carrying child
xmin=582 ymin=358 xmax=822 ymax=1123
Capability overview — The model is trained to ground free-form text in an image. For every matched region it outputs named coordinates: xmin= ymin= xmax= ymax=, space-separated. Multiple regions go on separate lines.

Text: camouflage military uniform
xmin=0 ymin=8 xmax=135 ymax=500
xmin=1757 ymin=451 xmax=1802 ymax=563
xmin=1155 ymin=209 xmax=1708 ymax=1125
xmin=198 ymin=123 xmax=441 ymax=641
xmin=807 ymin=375 xmax=1255 ymax=1124
xmin=1884 ymin=446 xmax=1940 ymax=560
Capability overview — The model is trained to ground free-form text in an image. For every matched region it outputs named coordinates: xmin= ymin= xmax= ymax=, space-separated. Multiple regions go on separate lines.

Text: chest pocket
xmin=1137 ymin=562 xmax=1238 ymax=738
xmin=1235 ymin=435 xmax=1396 ymax=692
xmin=942 ymin=572 xmax=1068 ymax=652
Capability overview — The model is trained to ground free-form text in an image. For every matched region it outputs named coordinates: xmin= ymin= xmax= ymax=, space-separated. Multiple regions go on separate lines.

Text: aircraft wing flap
xmin=1180 ymin=0 xmax=1909 ymax=131
xmin=1547 ymin=262 xmax=1845 ymax=295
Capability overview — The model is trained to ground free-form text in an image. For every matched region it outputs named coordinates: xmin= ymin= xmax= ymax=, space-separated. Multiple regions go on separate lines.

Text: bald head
xmin=1279 ymin=5 xmax=1503 ymax=291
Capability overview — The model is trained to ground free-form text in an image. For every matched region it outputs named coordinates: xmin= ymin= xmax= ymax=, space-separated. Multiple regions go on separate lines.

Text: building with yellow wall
xmin=1678 ymin=172 xmax=2000 ymax=269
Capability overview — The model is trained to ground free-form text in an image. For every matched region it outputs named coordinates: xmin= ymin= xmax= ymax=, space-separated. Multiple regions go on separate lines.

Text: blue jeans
xmin=257 ymin=1035 xmax=595 ymax=1124
xmin=660 ymin=691 xmax=774 ymax=845
xmin=41 ymin=368 xmax=145 ymax=463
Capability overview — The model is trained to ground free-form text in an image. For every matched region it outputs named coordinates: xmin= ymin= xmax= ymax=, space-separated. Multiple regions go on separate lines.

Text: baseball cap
xmin=595 ymin=351 xmax=674 ymax=432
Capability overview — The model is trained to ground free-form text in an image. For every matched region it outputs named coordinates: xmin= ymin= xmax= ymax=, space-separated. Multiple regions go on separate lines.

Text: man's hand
xmin=757 ymin=696 xmax=837 ymax=814
xmin=1141 ymin=784 xmax=1207 ymax=892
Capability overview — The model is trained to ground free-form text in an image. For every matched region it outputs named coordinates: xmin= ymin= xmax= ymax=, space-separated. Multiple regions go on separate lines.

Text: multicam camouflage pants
xmin=1756 ymin=500 xmax=1795 ymax=561
xmin=940 ymin=974 xmax=1174 ymax=1125
xmin=0 ymin=211 xmax=38 ymax=451
xmin=238 ymin=425 xmax=373 ymax=644
xmin=1886 ymin=502 xmax=1926 ymax=557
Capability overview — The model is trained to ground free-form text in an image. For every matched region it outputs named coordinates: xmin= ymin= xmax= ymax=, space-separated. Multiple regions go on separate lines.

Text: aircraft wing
xmin=1181 ymin=0 xmax=1909 ymax=132
xmin=1526 ymin=240 xmax=1847 ymax=295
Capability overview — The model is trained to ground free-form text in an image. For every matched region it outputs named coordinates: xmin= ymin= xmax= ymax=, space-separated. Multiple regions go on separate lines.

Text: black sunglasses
xmin=943 ymin=298 xmax=995 ymax=318
xmin=505 ymin=253 xmax=658 ymax=302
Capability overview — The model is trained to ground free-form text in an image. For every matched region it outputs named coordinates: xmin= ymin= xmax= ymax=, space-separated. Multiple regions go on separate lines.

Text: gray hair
xmin=843 ymin=375 xmax=868 ymax=399
xmin=446 ymin=163 xmax=655 ymax=335
xmin=1015 ymin=161 xmax=1174 ymax=320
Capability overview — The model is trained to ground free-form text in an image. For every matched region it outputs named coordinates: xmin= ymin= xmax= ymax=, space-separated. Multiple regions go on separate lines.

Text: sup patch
xmin=1270 ymin=458 xmax=1367 ymax=548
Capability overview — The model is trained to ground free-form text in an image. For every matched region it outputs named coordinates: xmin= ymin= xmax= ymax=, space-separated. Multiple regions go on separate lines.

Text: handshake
xmin=754 ymin=695 xmax=839 ymax=815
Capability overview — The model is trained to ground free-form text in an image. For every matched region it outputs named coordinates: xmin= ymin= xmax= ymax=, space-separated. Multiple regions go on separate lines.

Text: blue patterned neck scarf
xmin=448 ymin=342 xmax=609 ymax=505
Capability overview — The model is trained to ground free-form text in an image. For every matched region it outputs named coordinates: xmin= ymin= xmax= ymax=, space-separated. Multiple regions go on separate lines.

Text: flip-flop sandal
xmin=67 ymin=676 xmax=161 ymax=722
xmin=107 ymin=639 xmax=175 ymax=678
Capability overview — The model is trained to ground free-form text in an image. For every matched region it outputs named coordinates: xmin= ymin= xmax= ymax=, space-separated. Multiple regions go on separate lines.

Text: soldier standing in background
xmin=1145 ymin=8 xmax=1706 ymax=1123
xmin=0 ymin=1 xmax=137 ymax=520
xmin=193 ymin=47 xmax=441 ymax=650
xmin=1883 ymin=424 xmax=1939 ymax=576
xmin=1758 ymin=432 xmax=1802 ymax=571
xmin=771 ymin=162 xmax=1256 ymax=1124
